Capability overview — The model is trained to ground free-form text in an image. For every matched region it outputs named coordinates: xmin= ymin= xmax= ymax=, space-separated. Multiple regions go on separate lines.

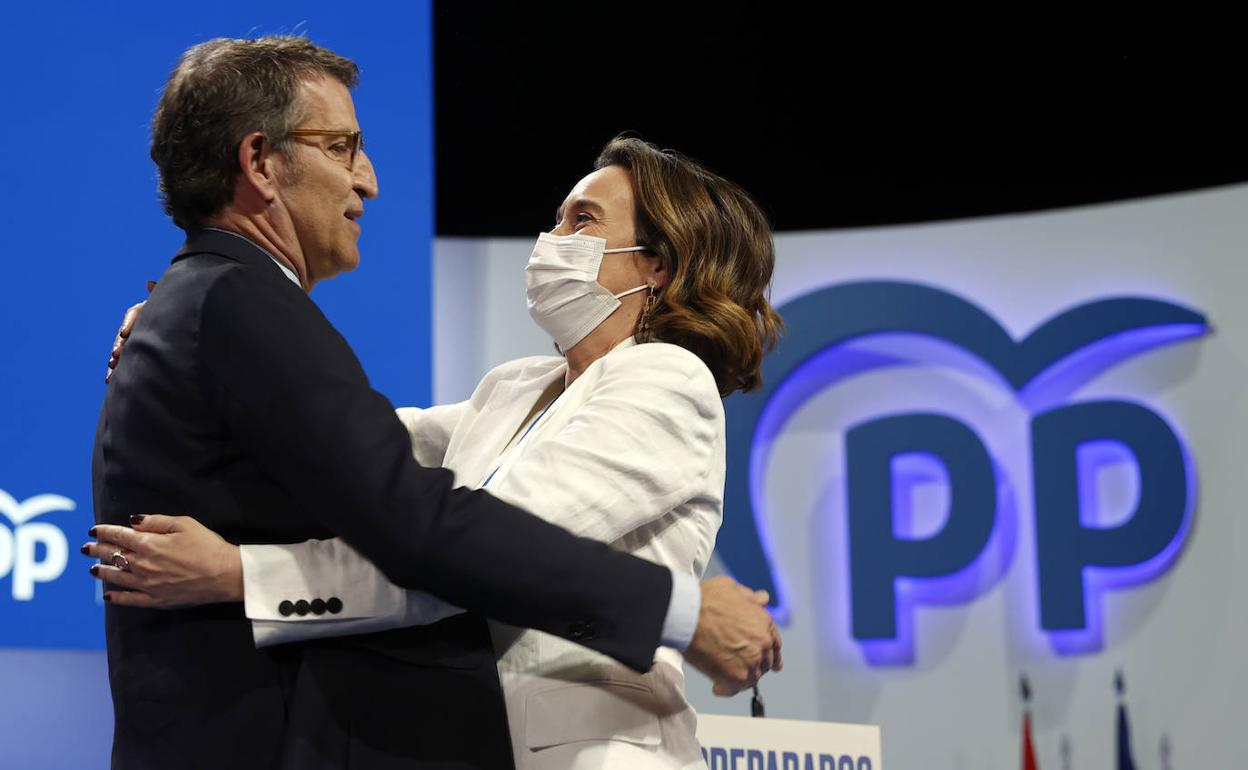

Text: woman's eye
xmin=328 ymin=142 xmax=349 ymax=157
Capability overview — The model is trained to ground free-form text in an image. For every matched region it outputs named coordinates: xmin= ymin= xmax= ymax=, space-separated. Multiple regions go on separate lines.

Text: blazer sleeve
xmin=240 ymin=537 xmax=462 ymax=647
xmin=197 ymin=264 xmax=670 ymax=671
xmin=395 ymin=402 xmax=467 ymax=468
xmin=234 ymin=344 xmax=723 ymax=646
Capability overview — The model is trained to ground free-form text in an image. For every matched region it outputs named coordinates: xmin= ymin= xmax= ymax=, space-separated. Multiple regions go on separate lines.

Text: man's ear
xmin=236 ymin=131 xmax=280 ymax=203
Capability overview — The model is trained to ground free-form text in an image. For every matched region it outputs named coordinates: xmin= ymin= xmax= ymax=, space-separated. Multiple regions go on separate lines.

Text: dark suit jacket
xmin=92 ymin=229 xmax=673 ymax=769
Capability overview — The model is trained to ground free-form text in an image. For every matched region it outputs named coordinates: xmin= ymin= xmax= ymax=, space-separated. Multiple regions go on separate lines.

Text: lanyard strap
xmin=481 ymin=390 xmax=563 ymax=488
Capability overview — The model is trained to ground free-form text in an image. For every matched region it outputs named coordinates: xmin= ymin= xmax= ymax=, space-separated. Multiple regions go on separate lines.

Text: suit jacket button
xmin=278 ymin=600 xmax=295 ymax=617
xmin=294 ymin=600 xmax=310 ymax=616
xmin=326 ymin=597 xmax=344 ymax=614
xmin=310 ymin=598 xmax=326 ymax=615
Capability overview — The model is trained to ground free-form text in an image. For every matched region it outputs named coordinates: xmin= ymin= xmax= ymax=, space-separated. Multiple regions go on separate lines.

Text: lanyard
xmin=481 ymin=391 xmax=562 ymax=488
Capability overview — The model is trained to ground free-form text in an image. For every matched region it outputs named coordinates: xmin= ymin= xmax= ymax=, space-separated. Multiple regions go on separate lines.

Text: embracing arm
xmin=192 ymin=266 xmax=671 ymax=670
xmin=239 ymin=401 xmax=471 ymax=646
xmin=239 ymin=402 xmax=470 ymax=645
xmin=222 ymin=344 xmax=723 ymax=647
xmin=89 ymin=265 xmax=779 ymax=687
xmin=243 ymin=537 xmax=462 ymax=646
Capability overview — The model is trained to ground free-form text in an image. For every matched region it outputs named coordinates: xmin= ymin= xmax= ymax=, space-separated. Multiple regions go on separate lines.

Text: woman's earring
xmin=638 ymin=282 xmax=658 ymax=342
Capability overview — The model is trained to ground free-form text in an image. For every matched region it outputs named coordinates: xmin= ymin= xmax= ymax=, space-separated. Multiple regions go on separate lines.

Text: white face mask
xmin=525 ymin=232 xmax=650 ymax=350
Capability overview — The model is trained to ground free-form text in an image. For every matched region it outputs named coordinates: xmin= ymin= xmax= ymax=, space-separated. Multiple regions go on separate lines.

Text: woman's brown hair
xmin=595 ymin=136 xmax=784 ymax=396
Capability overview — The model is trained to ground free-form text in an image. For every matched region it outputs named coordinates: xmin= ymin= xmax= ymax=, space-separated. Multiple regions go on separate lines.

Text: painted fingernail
xmin=80 ymin=543 xmax=90 ymax=555
xmin=89 ymin=564 xmax=100 ymax=576
xmin=88 ymin=527 xmax=97 ymax=537
xmin=130 ymin=514 xmax=146 ymax=526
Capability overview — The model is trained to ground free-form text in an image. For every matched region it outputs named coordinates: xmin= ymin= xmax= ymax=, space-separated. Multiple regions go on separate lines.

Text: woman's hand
xmin=105 ymin=280 xmax=156 ymax=383
xmin=84 ymin=514 xmax=244 ymax=608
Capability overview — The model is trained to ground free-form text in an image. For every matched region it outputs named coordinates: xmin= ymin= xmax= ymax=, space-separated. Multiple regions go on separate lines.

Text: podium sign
xmin=696 ymin=714 xmax=882 ymax=770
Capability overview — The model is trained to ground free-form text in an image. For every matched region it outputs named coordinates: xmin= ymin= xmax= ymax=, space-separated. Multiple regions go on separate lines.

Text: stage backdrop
xmin=0 ymin=4 xmax=433 ymax=768
xmin=434 ymin=184 xmax=1246 ymax=769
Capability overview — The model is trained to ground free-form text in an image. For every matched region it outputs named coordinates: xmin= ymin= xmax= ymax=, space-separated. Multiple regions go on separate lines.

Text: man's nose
xmin=353 ymin=149 xmax=379 ymax=199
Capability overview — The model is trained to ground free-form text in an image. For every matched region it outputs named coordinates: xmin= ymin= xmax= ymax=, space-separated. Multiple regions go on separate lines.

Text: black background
xmin=433 ymin=5 xmax=1247 ymax=236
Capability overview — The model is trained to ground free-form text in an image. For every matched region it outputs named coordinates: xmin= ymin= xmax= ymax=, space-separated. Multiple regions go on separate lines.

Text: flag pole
xmin=1021 ymin=674 xmax=1039 ymax=770
xmin=1116 ymin=669 xmax=1138 ymax=770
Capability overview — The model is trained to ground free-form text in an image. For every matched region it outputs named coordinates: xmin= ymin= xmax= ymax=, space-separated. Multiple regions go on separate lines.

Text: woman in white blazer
xmin=89 ymin=136 xmax=783 ymax=769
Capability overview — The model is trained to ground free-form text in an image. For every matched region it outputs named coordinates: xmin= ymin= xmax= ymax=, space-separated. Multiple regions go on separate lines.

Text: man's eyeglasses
xmin=286 ymin=129 xmax=364 ymax=169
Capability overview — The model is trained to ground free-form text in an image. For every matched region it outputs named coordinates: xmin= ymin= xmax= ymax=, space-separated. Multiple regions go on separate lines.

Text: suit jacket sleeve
xmin=242 ymin=403 xmax=469 ymax=644
xmin=198 ymin=263 xmax=671 ymax=671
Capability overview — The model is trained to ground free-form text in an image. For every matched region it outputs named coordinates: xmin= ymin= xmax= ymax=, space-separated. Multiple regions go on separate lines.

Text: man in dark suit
xmin=91 ymin=35 xmax=779 ymax=769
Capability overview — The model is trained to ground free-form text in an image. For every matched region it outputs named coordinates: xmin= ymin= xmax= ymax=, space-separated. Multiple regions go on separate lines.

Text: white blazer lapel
xmin=447 ymin=360 xmax=569 ymax=488
xmin=474 ymin=338 xmax=643 ymax=489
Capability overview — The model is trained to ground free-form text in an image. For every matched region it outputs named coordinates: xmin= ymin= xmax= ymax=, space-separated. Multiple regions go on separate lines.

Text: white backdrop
xmin=433 ymin=185 xmax=1246 ymax=769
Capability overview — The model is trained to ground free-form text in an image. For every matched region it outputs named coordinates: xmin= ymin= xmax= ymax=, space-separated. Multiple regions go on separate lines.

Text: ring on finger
xmin=110 ymin=551 xmax=132 ymax=572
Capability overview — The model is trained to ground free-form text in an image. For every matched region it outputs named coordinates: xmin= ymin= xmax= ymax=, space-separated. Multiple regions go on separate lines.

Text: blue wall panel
xmin=0 ymin=2 xmax=433 ymax=765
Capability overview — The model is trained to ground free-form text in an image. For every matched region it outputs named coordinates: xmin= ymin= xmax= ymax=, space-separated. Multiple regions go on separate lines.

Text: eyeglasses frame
xmin=284 ymin=128 xmax=364 ymax=169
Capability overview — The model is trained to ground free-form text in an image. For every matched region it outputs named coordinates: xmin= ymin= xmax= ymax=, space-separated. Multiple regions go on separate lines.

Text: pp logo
xmin=0 ymin=488 xmax=74 ymax=600
xmin=718 ymin=281 xmax=1207 ymax=662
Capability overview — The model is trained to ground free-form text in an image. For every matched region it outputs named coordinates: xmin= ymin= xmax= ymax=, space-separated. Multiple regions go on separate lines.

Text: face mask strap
xmin=606 ymin=243 xmax=651 ymax=299
xmin=613 ymin=283 xmax=651 ymax=300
